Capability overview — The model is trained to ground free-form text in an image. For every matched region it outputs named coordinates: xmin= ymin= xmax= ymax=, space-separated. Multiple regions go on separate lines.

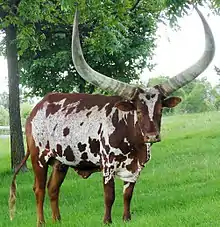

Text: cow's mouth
xmin=144 ymin=135 xmax=161 ymax=143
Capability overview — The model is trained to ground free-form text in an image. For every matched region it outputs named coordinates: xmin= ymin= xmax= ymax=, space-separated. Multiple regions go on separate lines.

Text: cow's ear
xmin=162 ymin=97 xmax=181 ymax=108
xmin=115 ymin=101 xmax=135 ymax=111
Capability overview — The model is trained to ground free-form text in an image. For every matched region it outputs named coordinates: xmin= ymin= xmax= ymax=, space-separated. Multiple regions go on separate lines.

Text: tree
xmin=20 ymin=102 xmax=33 ymax=126
xmin=0 ymin=91 xmax=9 ymax=109
xmin=0 ymin=105 xmax=9 ymax=125
xmin=182 ymin=79 xmax=214 ymax=113
xmin=213 ymin=66 xmax=220 ymax=109
xmin=19 ymin=0 xmax=220 ymax=97
xmin=18 ymin=0 xmax=162 ymax=96
xmin=162 ymin=0 xmax=220 ymax=26
xmin=0 ymin=0 xmax=27 ymax=172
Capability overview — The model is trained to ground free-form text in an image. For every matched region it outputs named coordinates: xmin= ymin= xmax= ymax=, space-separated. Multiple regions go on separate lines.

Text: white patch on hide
xmin=123 ymin=182 xmax=130 ymax=194
xmin=116 ymin=161 xmax=142 ymax=183
xmin=38 ymin=161 xmax=43 ymax=168
xmin=32 ymin=100 xmax=113 ymax=167
xmin=133 ymin=111 xmax=138 ymax=127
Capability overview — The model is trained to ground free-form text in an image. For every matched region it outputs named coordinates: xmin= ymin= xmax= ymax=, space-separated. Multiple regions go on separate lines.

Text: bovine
xmin=9 ymin=6 xmax=215 ymax=227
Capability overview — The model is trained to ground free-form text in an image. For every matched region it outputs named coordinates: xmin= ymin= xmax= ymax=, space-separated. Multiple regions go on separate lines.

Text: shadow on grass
xmin=0 ymin=169 xmax=13 ymax=177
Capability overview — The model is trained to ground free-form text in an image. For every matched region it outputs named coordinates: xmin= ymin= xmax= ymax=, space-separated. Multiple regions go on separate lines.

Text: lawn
xmin=0 ymin=111 xmax=220 ymax=227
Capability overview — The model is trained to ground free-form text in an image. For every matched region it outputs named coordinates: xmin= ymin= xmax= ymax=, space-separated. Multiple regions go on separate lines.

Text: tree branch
xmin=129 ymin=0 xmax=142 ymax=12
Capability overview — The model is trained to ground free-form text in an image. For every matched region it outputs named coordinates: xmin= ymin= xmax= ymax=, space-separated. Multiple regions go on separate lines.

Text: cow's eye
xmin=137 ymin=110 xmax=141 ymax=115
xmin=151 ymin=94 xmax=156 ymax=98
xmin=145 ymin=94 xmax=150 ymax=100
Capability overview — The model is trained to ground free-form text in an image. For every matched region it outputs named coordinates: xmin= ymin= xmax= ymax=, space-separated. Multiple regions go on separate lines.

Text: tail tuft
xmin=8 ymin=149 xmax=30 ymax=221
xmin=9 ymin=180 xmax=16 ymax=221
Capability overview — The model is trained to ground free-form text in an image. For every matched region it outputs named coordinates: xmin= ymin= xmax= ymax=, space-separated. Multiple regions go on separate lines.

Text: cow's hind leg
xmin=123 ymin=181 xmax=135 ymax=221
xmin=103 ymin=177 xmax=115 ymax=224
xmin=32 ymin=159 xmax=48 ymax=227
xmin=47 ymin=160 xmax=68 ymax=222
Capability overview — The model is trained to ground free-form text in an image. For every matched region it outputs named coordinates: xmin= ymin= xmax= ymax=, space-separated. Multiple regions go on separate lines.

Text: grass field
xmin=0 ymin=111 xmax=220 ymax=227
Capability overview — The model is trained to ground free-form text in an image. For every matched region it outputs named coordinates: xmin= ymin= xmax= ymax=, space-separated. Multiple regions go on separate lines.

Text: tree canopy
xmin=0 ymin=0 xmax=220 ymax=96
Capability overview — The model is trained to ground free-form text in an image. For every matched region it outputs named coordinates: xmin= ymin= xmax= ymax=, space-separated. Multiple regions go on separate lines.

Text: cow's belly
xmin=53 ymin=147 xmax=101 ymax=167
xmin=35 ymin=132 xmax=101 ymax=168
xmin=32 ymin=115 xmax=102 ymax=168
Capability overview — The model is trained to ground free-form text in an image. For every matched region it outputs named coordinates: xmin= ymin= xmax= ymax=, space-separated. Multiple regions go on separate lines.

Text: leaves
xmin=14 ymin=0 xmax=160 ymax=96
xmin=0 ymin=0 xmax=219 ymax=96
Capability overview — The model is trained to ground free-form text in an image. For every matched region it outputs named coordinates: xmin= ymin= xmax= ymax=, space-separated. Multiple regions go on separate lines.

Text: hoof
xmin=123 ymin=215 xmax=131 ymax=222
xmin=103 ymin=219 xmax=112 ymax=225
xmin=37 ymin=221 xmax=45 ymax=227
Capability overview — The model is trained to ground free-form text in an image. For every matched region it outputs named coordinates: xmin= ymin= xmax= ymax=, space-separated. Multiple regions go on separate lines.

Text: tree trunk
xmin=6 ymin=24 xmax=27 ymax=172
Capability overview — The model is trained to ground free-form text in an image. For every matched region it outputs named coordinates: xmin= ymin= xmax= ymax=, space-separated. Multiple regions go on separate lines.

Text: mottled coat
xmin=29 ymin=92 xmax=153 ymax=183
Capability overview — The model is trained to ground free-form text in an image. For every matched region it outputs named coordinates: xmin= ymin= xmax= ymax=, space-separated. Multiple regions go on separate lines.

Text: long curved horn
xmin=158 ymin=6 xmax=215 ymax=96
xmin=71 ymin=9 xmax=137 ymax=99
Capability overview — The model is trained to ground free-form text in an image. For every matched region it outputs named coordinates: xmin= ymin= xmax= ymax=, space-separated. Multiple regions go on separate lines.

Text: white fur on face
xmin=138 ymin=88 xmax=160 ymax=121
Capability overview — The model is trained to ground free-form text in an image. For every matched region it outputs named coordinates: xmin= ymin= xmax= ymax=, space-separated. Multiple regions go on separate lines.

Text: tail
xmin=9 ymin=150 xmax=30 ymax=220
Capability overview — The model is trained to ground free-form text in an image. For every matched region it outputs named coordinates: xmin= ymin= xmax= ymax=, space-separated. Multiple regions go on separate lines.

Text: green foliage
xmin=0 ymin=91 xmax=34 ymax=126
xmin=0 ymin=0 xmax=162 ymax=96
xmin=214 ymin=96 xmax=220 ymax=110
xmin=177 ymin=78 xmax=215 ymax=113
xmin=20 ymin=102 xmax=33 ymax=126
xmin=0 ymin=91 xmax=34 ymax=127
xmin=1 ymin=0 xmax=219 ymax=97
xmin=163 ymin=0 xmax=220 ymax=26
xmin=0 ymin=105 xmax=9 ymax=125
xmin=0 ymin=92 xmax=9 ymax=109
xmin=147 ymin=75 xmax=169 ymax=87
xmin=188 ymin=87 xmax=212 ymax=112
xmin=1 ymin=111 xmax=220 ymax=226
xmin=213 ymin=66 xmax=220 ymax=109
xmin=18 ymin=0 xmax=161 ymax=96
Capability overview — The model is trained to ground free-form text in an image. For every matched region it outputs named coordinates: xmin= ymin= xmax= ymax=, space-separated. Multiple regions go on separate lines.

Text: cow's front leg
xmin=123 ymin=181 xmax=136 ymax=221
xmin=103 ymin=177 xmax=115 ymax=224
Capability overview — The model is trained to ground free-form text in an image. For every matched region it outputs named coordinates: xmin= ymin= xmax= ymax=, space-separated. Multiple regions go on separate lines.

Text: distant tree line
xmin=148 ymin=75 xmax=220 ymax=114
xmin=1 ymin=73 xmax=220 ymax=128
xmin=0 ymin=92 xmax=33 ymax=126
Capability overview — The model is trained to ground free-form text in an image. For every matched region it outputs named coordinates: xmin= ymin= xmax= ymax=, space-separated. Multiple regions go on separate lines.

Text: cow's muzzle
xmin=144 ymin=134 xmax=161 ymax=143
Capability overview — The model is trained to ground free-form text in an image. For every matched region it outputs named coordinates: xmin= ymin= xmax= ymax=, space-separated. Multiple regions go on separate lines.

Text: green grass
xmin=0 ymin=111 xmax=220 ymax=226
